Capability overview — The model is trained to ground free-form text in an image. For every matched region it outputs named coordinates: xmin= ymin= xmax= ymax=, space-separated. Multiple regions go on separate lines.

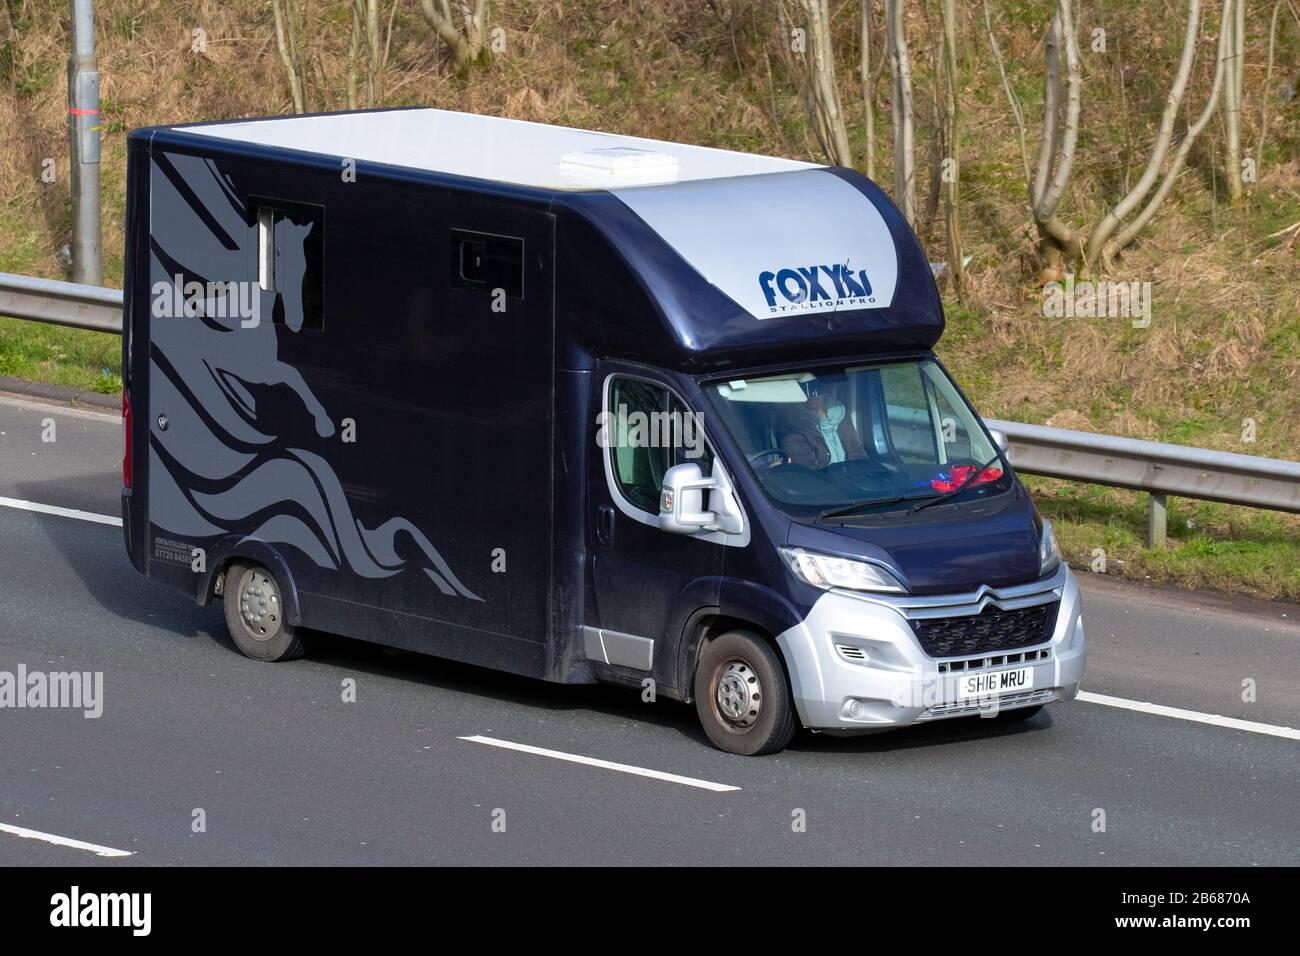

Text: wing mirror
xmin=659 ymin=462 xmax=720 ymax=534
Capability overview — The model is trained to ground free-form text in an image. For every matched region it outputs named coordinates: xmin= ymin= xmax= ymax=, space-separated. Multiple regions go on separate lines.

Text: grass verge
xmin=1028 ymin=477 xmax=1300 ymax=602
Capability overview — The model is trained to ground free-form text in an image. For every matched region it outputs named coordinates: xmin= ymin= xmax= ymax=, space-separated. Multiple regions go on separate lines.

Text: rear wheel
xmin=694 ymin=631 xmax=798 ymax=756
xmin=222 ymin=561 xmax=305 ymax=662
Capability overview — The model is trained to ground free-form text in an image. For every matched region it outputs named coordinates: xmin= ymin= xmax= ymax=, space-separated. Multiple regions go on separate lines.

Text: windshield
xmin=702 ymin=359 xmax=1012 ymax=519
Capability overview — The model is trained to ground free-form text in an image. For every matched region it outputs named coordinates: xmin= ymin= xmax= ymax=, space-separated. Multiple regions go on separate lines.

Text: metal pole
xmin=1147 ymin=493 xmax=1168 ymax=549
xmin=68 ymin=0 xmax=101 ymax=285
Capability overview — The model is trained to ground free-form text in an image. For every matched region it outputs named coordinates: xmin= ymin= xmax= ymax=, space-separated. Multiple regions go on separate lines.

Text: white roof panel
xmin=180 ymin=108 xmax=818 ymax=190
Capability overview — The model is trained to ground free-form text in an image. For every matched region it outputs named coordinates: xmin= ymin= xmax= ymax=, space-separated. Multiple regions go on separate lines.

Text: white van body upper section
xmin=182 ymin=107 xmax=819 ymax=190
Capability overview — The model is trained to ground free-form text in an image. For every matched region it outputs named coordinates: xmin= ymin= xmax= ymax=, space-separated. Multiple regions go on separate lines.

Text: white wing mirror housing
xmin=659 ymin=462 xmax=719 ymax=534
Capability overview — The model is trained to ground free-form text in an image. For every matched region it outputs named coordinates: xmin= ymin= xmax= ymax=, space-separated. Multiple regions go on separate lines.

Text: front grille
xmin=910 ymin=601 xmax=1059 ymax=658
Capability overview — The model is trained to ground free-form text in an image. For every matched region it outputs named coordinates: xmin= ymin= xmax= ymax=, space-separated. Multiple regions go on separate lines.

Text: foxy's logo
xmin=758 ymin=263 xmax=875 ymax=314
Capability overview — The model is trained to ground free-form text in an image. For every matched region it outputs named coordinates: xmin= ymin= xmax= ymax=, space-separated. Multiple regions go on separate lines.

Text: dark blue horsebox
xmin=121 ymin=107 xmax=1084 ymax=754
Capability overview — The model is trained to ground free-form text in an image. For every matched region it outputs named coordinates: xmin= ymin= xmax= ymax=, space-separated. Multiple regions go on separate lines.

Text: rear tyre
xmin=694 ymin=631 xmax=798 ymax=756
xmin=223 ymin=561 xmax=305 ymax=662
xmin=994 ymin=704 xmax=1043 ymax=722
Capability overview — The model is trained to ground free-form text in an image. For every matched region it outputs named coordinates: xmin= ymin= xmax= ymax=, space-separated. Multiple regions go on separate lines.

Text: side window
xmin=256 ymin=201 xmax=324 ymax=330
xmin=606 ymin=377 xmax=712 ymax=514
xmin=927 ymin=376 xmax=975 ymax=460
xmin=878 ymin=363 xmax=938 ymax=463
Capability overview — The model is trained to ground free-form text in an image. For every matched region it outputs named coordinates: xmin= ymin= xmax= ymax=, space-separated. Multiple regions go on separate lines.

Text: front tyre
xmin=223 ymin=560 xmax=305 ymax=662
xmin=694 ymin=631 xmax=798 ymax=756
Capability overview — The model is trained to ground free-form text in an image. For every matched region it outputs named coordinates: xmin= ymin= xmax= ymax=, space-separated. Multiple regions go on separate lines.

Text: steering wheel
xmin=747 ymin=448 xmax=789 ymax=468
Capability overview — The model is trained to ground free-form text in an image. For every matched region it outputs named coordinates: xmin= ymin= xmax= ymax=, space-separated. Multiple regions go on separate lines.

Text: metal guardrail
xmin=0 ymin=272 xmax=122 ymax=334
xmin=2 ymin=272 xmax=1297 ymax=547
xmin=987 ymin=419 xmax=1300 ymax=547
xmin=987 ymin=420 xmax=1300 ymax=513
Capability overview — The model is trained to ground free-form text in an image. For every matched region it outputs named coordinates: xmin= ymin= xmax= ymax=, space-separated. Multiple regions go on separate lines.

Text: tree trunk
xmin=886 ymin=0 xmax=916 ymax=225
xmin=940 ymin=0 xmax=967 ymax=298
xmin=419 ymin=0 xmax=491 ymax=68
xmin=798 ymin=0 xmax=854 ymax=166
xmin=346 ymin=1 xmax=361 ymax=110
xmin=861 ymin=0 xmax=876 ymax=180
xmin=1224 ymin=0 xmax=1245 ymax=201
xmin=271 ymin=0 xmax=307 ymax=114
xmin=365 ymin=0 xmax=380 ymax=106
xmin=1255 ymin=0 xmax=1286 ymax=183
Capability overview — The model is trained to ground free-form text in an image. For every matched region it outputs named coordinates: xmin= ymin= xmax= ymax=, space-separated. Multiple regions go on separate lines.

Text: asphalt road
xmin=0 ymin=392 xmax=1296 ymax=866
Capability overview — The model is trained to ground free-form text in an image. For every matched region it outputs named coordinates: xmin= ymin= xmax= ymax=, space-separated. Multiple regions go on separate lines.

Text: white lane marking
xmin=0 ymin=495 xmax=121 ymax=527
xmin=1078 ymin=691 xmax=1300 ymax=741
xmin=0 ymin=822 xmax=132 ymax=858
xmin=459 ymin=735 xmax=740 ymax=792
xmin=6 ymin=484 xmax=1294 ymax=751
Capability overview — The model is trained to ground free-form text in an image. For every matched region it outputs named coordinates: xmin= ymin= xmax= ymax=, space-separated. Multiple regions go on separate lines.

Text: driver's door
xmin=587 ymin=366 xmax=724 ymax=679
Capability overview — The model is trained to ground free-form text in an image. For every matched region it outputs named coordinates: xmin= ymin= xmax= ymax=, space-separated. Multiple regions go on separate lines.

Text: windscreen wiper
xmin=818 ymin=492 xmax=935 ymax=522
xmin=910 ymin=453 xmax=1004 ymax=515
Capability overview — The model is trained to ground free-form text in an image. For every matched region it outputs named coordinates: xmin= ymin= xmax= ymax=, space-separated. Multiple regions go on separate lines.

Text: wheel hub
xmin=715 ymin=660 xmax=761 ymax=728
xmin=238 ymin=570 xmax=280 ymax=640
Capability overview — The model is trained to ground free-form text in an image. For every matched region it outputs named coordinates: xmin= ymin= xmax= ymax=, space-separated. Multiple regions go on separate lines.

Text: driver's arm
xmin=781 ymin=432 xmax=822 ymax=469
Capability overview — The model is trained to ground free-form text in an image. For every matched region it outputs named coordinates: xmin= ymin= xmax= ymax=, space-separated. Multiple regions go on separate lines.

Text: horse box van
xmin=121 ymin=107 xmax=1085 ymax=755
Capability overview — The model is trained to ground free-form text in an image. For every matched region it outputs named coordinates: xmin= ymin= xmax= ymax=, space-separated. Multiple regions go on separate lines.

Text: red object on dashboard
xmin=930 ymin=464 xmax=1001 ymax=493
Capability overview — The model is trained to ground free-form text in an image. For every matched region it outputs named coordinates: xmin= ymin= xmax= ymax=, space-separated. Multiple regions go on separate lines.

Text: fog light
xmin=846 ymin=699 xmax=867 ymax=720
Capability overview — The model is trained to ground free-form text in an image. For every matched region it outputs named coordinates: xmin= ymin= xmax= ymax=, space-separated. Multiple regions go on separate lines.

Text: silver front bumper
xmin=775 ymin=564 xmax=1085 ymax=732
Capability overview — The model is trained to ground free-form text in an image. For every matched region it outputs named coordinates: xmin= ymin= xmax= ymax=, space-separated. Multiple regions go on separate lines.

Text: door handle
xmin=595 ymin=504 xmax=615 ymax=548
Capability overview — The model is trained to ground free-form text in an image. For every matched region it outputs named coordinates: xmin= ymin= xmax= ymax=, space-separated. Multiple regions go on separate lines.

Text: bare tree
xmin=1255 ymin=0 xmax=1288 ymax=182
xmin=417 ymin=0 xmax=492 ymax=69
xmin=348 ymin=0 xmax=397 ymax=108
xmin=1098 ymin=2 xmax=1234 ymax=262
xmin=861 ymin=0 xmax=876 ymax=180
xmin=886 ymin=0 xmax=916 ymax=225
xmin=1087 ymin=0 xmax=1235 ymax=266
xmin=939 ymin=0 xmax=966 ymax=297
xmin=781 ymin=1 xmax=855 ymax=166
xmin=347 ymin=2 xmax=362 ymax=109
xmin=984 ymin=0 xmax=1233 ymax=273
xmin=1027 ymin=0 xmax=1083 ymax=272
xmin=1223 ymin=0 xmax=1246 ymax=200
xmin=981 ymin=0 xmax=1029 ymax=184
xmin=272 ymin=0 xmax=308 ymax=114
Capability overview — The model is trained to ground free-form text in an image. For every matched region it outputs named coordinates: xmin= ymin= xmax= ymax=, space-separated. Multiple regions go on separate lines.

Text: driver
xmin=779 ymin=381 xmax=867 ymax=469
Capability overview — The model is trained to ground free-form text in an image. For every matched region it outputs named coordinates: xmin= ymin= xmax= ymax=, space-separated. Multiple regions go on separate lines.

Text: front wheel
xmin=223 ymin=561 xmax=305 ymax=662
xmin=694 ymin=631 xmax=798 ymax=756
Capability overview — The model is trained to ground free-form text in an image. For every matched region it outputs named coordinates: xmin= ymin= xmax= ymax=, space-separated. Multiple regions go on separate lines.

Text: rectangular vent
xmin=936 ymin=647 xmax=1052 ymax=675
xmin=450 ymin=229 xmax=523 ymax=298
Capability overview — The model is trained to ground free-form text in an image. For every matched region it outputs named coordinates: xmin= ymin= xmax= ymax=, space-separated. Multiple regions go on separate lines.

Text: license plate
xmin=955 ymin=666 xmax=1034 ymax=700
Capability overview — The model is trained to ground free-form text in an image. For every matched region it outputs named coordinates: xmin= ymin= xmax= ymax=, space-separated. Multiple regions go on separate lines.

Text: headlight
xmin=780 ymin=547 xmax=906 ymax=593
xmin=1039 ymin=519 xmax=1062 ymax=576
